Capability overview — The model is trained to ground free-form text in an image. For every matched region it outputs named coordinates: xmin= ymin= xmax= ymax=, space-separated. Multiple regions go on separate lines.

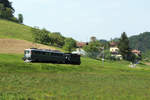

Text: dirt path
xmin=0 ymin=39 xmax=57 ymax=54
xmin=145 ymin=63 xmax=150 ymax=66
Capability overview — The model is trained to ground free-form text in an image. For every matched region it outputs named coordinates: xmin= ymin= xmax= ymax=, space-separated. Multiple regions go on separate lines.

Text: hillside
xmin=129 ymin=32 xmax=150 ymax=52
xmin=0 ymin=39 xmax=59 ymax=54
xmin=0 ymin=19 xmax=64 ymax=53
xmin=0 ymin=19 xmax=33 ymax=41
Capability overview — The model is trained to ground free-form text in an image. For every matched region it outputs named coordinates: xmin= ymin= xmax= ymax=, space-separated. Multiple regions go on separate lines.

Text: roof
xmin=25 ymin=48 xmax=62 ymax=53
xmin=110 ymin=42 xmax=118 ymax=47
xmin=132 ymin=50 xmax=141 ymax=54
xmin=76 ymin=42 xmax=88 ymax=48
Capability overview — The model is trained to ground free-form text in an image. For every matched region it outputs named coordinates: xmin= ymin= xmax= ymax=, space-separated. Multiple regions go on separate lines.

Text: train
xmin=22 ymin=48 xmax=81 ymax=65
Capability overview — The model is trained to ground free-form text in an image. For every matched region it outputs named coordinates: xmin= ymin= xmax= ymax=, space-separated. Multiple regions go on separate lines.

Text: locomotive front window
xmin=25 ymin=50 xmax=30 ymax=54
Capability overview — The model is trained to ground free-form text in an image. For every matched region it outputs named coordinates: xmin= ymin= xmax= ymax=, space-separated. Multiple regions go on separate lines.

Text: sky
xmin=11 ymin=0 xmax=150 ymax=42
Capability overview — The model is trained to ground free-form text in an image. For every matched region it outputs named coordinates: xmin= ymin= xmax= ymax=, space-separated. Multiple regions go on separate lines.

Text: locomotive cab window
xmin=25 ymin=50 xmax=30 ymax=54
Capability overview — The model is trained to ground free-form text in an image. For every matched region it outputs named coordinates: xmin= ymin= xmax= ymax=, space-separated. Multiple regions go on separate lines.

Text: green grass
xmin=0 ymin=54 xmax=150 ymax=100
xmin=0 ymin=19 xmax=33 ymax=41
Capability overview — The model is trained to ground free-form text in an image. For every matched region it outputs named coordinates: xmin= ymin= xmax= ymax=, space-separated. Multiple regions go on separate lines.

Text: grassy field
xmin=0 ymin=19 xmax=33 ymax=41
xmin=0 ymin=54 xmax=150 ymax=100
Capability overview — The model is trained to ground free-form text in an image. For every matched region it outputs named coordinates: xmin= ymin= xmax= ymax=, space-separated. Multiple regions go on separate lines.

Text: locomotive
xmin=23 ymin=48 xmax=81 ymax=65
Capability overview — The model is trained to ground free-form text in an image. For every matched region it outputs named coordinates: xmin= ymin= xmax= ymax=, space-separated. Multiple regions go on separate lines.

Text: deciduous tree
xmin=83 ymin=41 xmax=102 ymax=59
xmin=63 ymin=38 xmax=76 ymax=52
xmin=31 ymin=27 xmax=50 ymax=45
xmin=0 ymin=0 xmax=14 ymax=11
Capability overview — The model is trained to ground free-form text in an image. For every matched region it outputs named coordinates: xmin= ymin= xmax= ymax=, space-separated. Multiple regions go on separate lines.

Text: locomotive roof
xmin=25 ymin=48 xmax=63 ymax=53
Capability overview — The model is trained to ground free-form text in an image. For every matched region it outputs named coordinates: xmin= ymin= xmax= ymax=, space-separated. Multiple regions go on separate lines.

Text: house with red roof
xmin=72 ymin=42 xmax=88 ymax=55
xmin=110 ymin=42 xmax=122 ymax=60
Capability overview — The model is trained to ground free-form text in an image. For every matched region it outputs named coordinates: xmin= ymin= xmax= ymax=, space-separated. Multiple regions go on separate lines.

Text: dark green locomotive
xmin=23 ymin=48 xmax=81 ymax=65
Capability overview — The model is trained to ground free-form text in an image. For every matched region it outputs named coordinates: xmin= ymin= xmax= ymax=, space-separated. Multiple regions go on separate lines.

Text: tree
xmin=49 ymin=32 xmax=65 ymax=47
xmin=118 ymin=32 xmax=131 ymax=60
xmin=63 ymin=38 xmax=76 ymax=52
xmin=0 ymin=0 xmax=16 ymax=21
xmin=83 ymin=41 xmax=102 ymax=59
xmin=4 ymin=7 xmax=12 ymax=18
xmin=0 ymin=0 xmax=14 ymax=11
xmin=99 ymin=39 xmax=109 ymax=49
xmin=0 ymin=4 xmax=13 ymax=19
xmin=18 ymin=14 xmax=23 ymax=24
xmin=0 ymin=3 xmax=5 ymax=18
xmin=31 ymin=27 xmax=50 ymax=45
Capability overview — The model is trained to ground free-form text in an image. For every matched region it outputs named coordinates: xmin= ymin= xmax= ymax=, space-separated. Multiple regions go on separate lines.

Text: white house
xmin=110 ymin=42 xmax=122 ymax=60
xmin=72 ymin=42 xmax=88 ymax=56
xmin=72 ymin=48 xmax=86 ymax=55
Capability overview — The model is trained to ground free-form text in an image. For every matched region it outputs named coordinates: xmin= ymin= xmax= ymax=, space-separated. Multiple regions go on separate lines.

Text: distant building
xmin=72 ymin=48 xmax=86 ymax=55
xmin=110 ymin=42 xmax=122 ymax=60
xmin=76 ymin=42 xmax=88 ymax=48
xmin=90 ymin=36 xmax=97 ymax=42
xmin=132 ymin=50 xmax=141 ymax=56
xmin=72 ymin=42 xmax=88 ymax=56
xmin=110 ymin=42 xmax=119 ymax=52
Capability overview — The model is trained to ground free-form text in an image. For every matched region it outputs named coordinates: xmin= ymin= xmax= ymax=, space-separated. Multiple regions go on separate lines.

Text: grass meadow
xmin=0 ymin=20 xmax=33 ymax=41
xmin=0 ymin=54 xmax=150 ymax=100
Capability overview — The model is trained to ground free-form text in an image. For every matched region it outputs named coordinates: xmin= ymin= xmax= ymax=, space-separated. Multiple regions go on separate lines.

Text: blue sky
xmin=11 ymin=0 xmax=150 ymax=42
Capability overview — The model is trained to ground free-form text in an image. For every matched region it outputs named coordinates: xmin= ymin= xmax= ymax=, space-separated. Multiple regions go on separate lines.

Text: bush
xmin=9 ymin=17 xmax=19 ymax=23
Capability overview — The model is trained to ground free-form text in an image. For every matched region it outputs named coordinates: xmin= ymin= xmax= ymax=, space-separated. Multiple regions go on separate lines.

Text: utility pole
xmin=97 ymin=46 xmax=105 ymax=66
xmin=102 ymin=47 xmax=104 ymax=66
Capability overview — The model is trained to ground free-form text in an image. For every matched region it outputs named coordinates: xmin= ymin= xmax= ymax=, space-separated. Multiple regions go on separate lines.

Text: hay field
xmin=0 ymin=39 xmax=57 ymax=54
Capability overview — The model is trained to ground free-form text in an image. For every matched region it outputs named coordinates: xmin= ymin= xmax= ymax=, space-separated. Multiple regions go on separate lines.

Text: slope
xmin=0 ymin=39 xmax=59 ymax=54
xmin=129 ymin=32 xmax=150 ymax=52
xmin=0 ymin=19 xmax=33 ymax=41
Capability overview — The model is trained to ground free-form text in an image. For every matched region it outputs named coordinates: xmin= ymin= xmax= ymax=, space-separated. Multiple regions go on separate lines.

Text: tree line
xmin=31 ymin=27 xmax=76 ymax=52
xmin=0 ymin=0 xmax=23 ymax=23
